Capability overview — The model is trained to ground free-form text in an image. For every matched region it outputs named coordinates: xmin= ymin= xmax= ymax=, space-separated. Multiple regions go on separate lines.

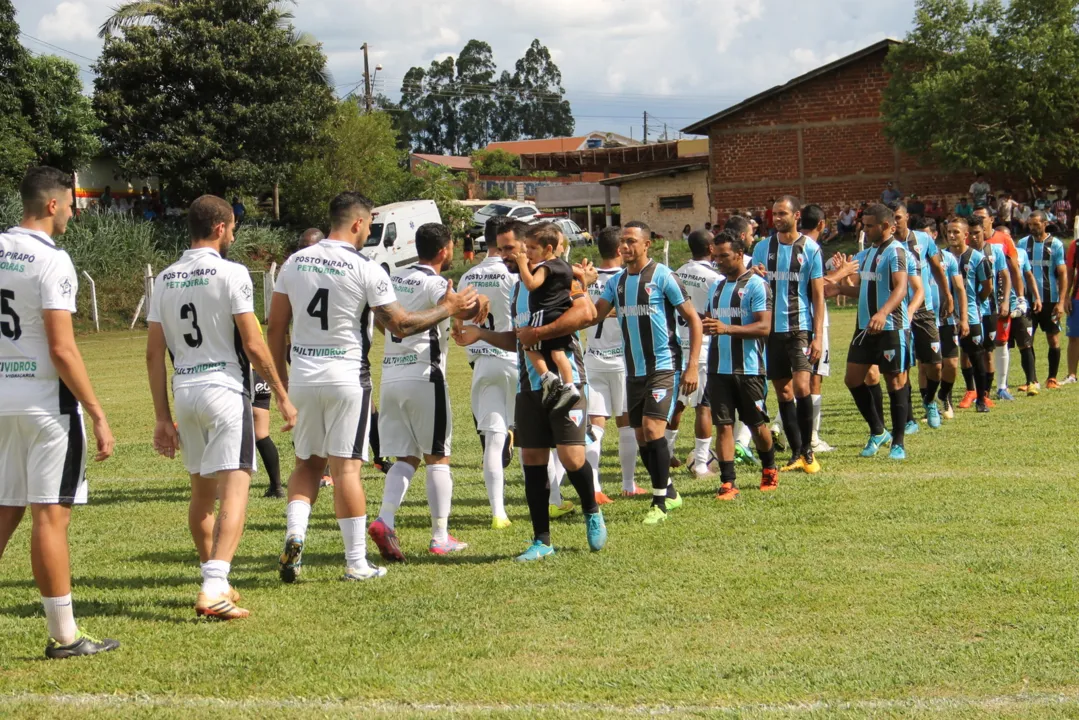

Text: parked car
xmin=363 ymin=200 xmax=441 ymax=277
xmin=470 ymin=201 xmax=540 ymax=250
xmin=530 ymin=214 xmax=591 ymax=247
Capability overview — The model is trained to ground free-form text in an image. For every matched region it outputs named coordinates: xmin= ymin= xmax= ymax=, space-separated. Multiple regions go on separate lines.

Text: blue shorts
xmin=1068 ymin=300 xmax=1079 ymax=338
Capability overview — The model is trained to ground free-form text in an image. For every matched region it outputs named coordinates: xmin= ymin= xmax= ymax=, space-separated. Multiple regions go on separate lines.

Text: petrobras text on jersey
xmin=678 ymin=270 xmax=715 ymax=288
xmin=464 ymin=274 xmax=508 ymax=287
xmin=292 ymin=345 xmax=347 ymax=359
xmin=393 ymin=276 xmax=426 ymax=294
xmin=621 ymin=304 xmax=658 ymax=318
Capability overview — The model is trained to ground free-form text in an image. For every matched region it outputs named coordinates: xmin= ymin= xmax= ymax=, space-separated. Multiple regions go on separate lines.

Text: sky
xmin=16 ymin=0 xmax=916 ymax=143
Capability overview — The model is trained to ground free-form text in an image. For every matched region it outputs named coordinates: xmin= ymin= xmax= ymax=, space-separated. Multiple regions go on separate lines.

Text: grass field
xmin=4 ymin=309 xmax=1079 ymax=719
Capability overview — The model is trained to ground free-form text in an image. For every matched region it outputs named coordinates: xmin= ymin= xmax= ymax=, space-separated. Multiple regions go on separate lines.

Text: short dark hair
xmin=624 ymin=220 xmax=651 ymax=238
xmin=597 ymin=226 xmax=621 ymax=259
xmin=1030 ymin=209 xmax=1048 ymax=222
xmin=493 ymin=218 xmax=530 ymax=242
xmin=20 ymin=166 xmax=74 ymax=213
xmin=889 ymin=201 xmax=906 ymax=213
xmin=775 ymin=195 xmax=800 ymax=212
xmin=525 ymin=222 xmax=562 ymax=250
xmin=724 ymin=215 xmax=752 ymax=237
xmin=687 ymin=230 xmax=713 ymax=258
xmin=415 ymin=222 xmax=451 ymax=260
xmin=713 ymin=228 xmax=746 ymax=255
xmin=862 ymin=203 xmax=894 ymax=226
xmin=187 ymin=195 xmax=234 ymax=240
xmin=329 ymin=191 xmax=374 ymax=228
xmin=949 ymin=217 xmax=970 ymax=230
xmin=799 ymin=204 xmax=826 ymax=231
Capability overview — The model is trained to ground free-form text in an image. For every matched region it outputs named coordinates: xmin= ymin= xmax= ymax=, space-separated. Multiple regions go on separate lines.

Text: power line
xmin=19 ymin=32 xmax=98 ymax=65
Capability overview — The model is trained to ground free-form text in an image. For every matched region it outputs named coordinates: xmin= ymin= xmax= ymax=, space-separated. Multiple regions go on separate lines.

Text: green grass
xmin=3 ymin=313 xmax=1079 ymax=719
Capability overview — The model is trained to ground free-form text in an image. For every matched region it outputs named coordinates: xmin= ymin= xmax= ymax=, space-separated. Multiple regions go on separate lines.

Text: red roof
xmin=411 ymin=154 xmax=473 ymax=171
xmin=486 ymin=137 xmax=589 ymax=154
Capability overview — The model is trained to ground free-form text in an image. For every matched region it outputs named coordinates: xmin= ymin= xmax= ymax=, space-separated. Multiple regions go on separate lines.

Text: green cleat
xmin=664 ymin=492 xmax=683 ymax=512
xmin=643 ymin=505 xmax=668 ymax=525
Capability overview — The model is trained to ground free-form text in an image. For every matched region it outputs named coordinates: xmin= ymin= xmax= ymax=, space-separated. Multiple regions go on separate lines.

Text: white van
xmin=362 ymin=200 xmax=442 ymax=276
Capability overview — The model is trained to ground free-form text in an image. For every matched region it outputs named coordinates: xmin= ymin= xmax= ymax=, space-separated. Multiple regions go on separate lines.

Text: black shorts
xmin=911 ymin=311 xmax=942 ymax=364
xmin=253 ymin=371 xmax=271 ymax=411
xmin=960 ymin=322 xmax=985 ymax=357
xmin=766 ymin=331 xmax=813 ymax=380
xmin=514 ymin=388 xmax=587 ymax=449
xmin=847 ymin=328 xmax=908 ymax=375
xmin=708 ymin=374 xmax=769 ymax=427
xmin=1011 ymin=313 xmax=1033 ymax=349
xmin=626 ymin=371 xmax=679 ymax=427
xmin=981 ymin=315 xmax=998 ymax=352
xmin=1030 ymin=306 xmax=1062 ymax=335
xmin=939 ymin=325 xmax=959 ymax=359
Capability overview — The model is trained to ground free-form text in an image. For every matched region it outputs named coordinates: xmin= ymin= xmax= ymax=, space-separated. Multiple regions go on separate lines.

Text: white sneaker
xmin=811 ymin=438 xmax=836 ymax=453
xmin=344 ymin=564 xmax=387 ymax=581
xmin=688 ymin=462 xmax=715 ymax=478
xmin=1062 ymin=375 xmax=1078 ymax=385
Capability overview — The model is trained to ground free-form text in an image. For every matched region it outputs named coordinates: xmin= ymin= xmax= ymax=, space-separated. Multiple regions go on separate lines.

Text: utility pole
xmin=362 ymin=42 xmax=372 ymax=113
xmin=663 ymin=123 xmax=668 ymax=142
xmin=642 ymin=111 xmax=648 ymax=145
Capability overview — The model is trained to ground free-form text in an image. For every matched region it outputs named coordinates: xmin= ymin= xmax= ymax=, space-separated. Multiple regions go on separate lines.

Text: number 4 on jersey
xmin=307 ymin=288 xmax=329 ymax=331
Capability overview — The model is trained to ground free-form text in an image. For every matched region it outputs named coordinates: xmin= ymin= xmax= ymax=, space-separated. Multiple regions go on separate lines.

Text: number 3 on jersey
xmin=307 ymin=288 xmax=329 ymax=331
xmin=180 ymin=302 xmax=203 ymax=348
xmin=0 ymin=288 xmax=21 ymax=340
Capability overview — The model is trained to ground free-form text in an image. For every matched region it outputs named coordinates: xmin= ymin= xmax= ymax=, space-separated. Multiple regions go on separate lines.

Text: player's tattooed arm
xmin=374 ymin=282 xmax=479 ymax=338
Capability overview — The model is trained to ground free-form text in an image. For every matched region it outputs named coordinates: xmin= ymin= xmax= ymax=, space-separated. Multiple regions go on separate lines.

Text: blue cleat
xmin=996 ymin=388 xmax=1015 ymax=401
xmin=905 ymin=420 xmax=920 ymax=436
xmin=889 ymin=444 xmax=907 ymax=461
xmin=734 ymin=442 xmax=757 ymax=465
xmin=585 ymin=511 xmax=607 ymax=552
xmin=925 ymin=402 xmax=941 ymax=429
xmin=860 ymin=431 xmax=892 ymax=458
xmin=515 ymin=540 xmax=555 ymax=562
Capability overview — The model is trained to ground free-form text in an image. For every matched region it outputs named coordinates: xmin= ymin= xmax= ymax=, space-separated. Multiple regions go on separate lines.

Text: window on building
xmin=659 ymin=195 xmax=694 ymax=210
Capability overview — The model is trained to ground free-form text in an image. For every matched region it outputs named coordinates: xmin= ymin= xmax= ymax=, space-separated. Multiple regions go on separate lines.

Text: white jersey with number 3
xmin=148 ymin=247 xmax=254 ymax=395
xmin=459 ymin=255 xmax=517 ymax=363
xmin=0 ymin=227 xmax=79 ymax=416
xmin=382 ymin=264 xmax=449 ymax=383
xmin=273 ymin=239 xmax=396 ymax=388
xmin=675 ymin=259 xmax=721 ymax=367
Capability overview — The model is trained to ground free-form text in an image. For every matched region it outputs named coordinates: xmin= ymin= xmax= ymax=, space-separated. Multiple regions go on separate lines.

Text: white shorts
xmin=814 ymin=328 xmax=831 ymax=377
xmin=677 ymin=362 xmax=709 ymax=407
xmin=174 ymin=385 xmax=256 ymax=477
xmin=380 ymin=380 xmax=453 ymax=458
xmin=586 ymin=368 xmax=626 ymax=418
xmin=471 ymin=357 xmax=517 ymax=434
xmin=0 ymin=412 xmax=87 ymax=506
xmin=290 ymin=383 xmax=372 ymax=461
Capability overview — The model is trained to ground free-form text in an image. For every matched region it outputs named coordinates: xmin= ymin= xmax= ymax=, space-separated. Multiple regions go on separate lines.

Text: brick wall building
xmin=599 ymin=164 xmax=709 ymax=239
xmin=682 ymin=39 xmax=975 ymax=222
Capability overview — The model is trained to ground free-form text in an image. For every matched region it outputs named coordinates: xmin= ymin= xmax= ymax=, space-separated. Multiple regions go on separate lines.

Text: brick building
xmin=599 ymin=164 xmax=709 ymax=239
xmin=682 ymin=39 xmax=975 ymax=221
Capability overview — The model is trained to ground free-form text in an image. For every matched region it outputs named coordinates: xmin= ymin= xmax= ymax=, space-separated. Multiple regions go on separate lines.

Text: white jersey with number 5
xmin=382 ymin=264 xmax=449 ymax=383
xmin=459 ymin=255 xmax=517 ymax=363
xmin=0 ymin=227 xmax=79 ymax=415
xmin=675 ymin=259 xmax=721 ymax=366
xmin=148 ymin=247 xmax=254 ymax=395
xmin=273 ymin=239 xmax=396 ymax=388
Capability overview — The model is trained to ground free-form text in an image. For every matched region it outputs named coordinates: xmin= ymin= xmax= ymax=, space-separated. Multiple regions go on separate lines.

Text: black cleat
xmin=279 ymin=535 xmax=304 ymax=583
xmin=45 ymin=631 xmax=120 ymax=660
xmin=549 ymin=383 xmax=581 ymax=414
xmin=502 ymin=428 xmax=515 ymax=468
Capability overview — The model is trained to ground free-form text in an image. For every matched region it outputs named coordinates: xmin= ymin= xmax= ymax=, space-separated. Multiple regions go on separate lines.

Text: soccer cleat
xmin=1062 ymin=375 xmax=1078 ymax=385
xmin=716 ymin=482 xmax=740 ymax=501
xmin=958 ymin=390 xmax=977 ymax=409
xmin=278 ymin=535 xmax=304 ymax=583
xmin=905 ymin=420 xmax=920 ymax=436
xmin=734 ymin=442 xmax=758 ymax=465
xmin=263 ymin=487 xmax=284 ymax=499
xmin=760 ymin=467 xmax=779 ymax=492
xmin=585 ymin=511 xmax=607 ymax=552
xmin=941 ymin=401 xmax=955 ymax=420
xmin=976 ymin=400 xmax=990 ymax=413
xmin=664 ymin=492 xmax=683 ymax=511
xmin=539 ymin=371 xmax=562 ymax=409
xmin=780 ymin=456 xmax=807 ymax=472
xmin=595 ymin=492 xmax=614 ymax=505
xmin=344 ymin=564 xmax=387 ymax=581
xmin=1028 ymin=382 xmax=1041 ymax=396
xmin=983 ymin=396 xmax=995 ymax=408
xmin=550 ymin=382 xmax=581 ymax=414
xmin=319 ymin=475 xmax=334 ymax=488
xmin=889 ymin=445 xmax=907 ymax=461
xmin=1047 ymin=378 xmax=1062 ymax=390
xmin=643 ymin=505 xmax=668 ymax=525
xmin=925 ymin=403 xmax=941 ymax=429
xmin=668 ymin=455 xmax=683 ymax=469
xmin=501 ymin=429 xmax=515 ymax=468
xmin=45 ymin=631 xmax=120 ymax=660
xmin=802 ymin=452 xmax=821 ymax=474
xmin=195 ymin=592 xmax=250 ymax=620
xmin=688 ymin=462 xmax=716 ymax=479
xmin=621 ymin=486 xmax=649 ymax=497
xmin=1017 ymin=383 xmax=1029 ymax=393
xmin=429 ymin=535 xmax=469 ymax=555
xmin=368 ymin=519 xmax=406 ymax=563
xmin=811 ymin=438 xmax=836 ymax=453
xmin=770 ymin=424 xmax=786 ymax=452
xmin=860 ymin=430 xmax=892 ymax=458
xmin=549 ymin=501 xmax=576 ymax=519
xmin=515 ymin=540 xmax=555 ymax=562
xmin=996 ymin=388 xmax=1015 ymax=401
xmin=491 ymin=516 xmax=512 ymax=530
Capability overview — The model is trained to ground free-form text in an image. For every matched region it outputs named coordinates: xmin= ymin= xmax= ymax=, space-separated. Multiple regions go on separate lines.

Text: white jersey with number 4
xmin=675 ymin=259 xmax=722 ymax=366
xmin=148 ymin=247 xmax=255 ymax=395
xmin=459 ymin=255 xmax=517 ymax=363
xmin=0 ymin=227 xmax=79 ymax=415
xmin=273 ymin=239 xmax=396 ymax=388
xmin=584 ymin=266 xmax=625 ymax=373
xmin=382 ymin=264 xmax=449 ymax=383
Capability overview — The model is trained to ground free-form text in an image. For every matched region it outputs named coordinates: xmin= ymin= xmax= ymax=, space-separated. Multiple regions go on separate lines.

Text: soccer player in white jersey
xmin=147 ymin=195 xmax=296 ymax=620
xmin=0 ymin=167 xmax=118 ymax=658
xmin=370 ymin=223 xmax=480 ymax=560
xmin=458 ymin=217 xmax=521 ymax=528
xmin=269 ymin=193 xmax=477 ymax=579
xmin=584 ymin=226 xmax=646 ymax=498
xmin=799 ymin=204 xmax=835 ymax=452
xmin=671 ymin=229 xmax=723 ymax=477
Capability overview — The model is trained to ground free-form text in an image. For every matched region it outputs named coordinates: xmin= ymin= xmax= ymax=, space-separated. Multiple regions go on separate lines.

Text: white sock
xmin=734 ymin=421 xmax=752 ymax=447
xmin=425 ymin=464 xmax=453 ymax=543
xmin=811 ymin=394 xmax=823 ymax=443
xmin=548 ymin=453 xmax=565 ymax=505
xmin=618 ymin=426 xmax=638 ymax=491
xmin=379 ymin=461 xmax=416 ymax=530
xmin=482 ymin=431 xmax=507 ymax=519
xmin=693 ymin=436 xmax=711 ymax=467
xmin=42 ymin=594 xmax=77 ymax=644
xmin=665 ymin=429 xmax=678 ymax=457
xmin=285 ymin=500 xmax=312 ymax=542
xmin=337 ymin=515 xmax=368 ymax=569
xmin=586 ymin=424 xmax=605 ymax=492
xmin=995 ymin=346 xmax=1009 ymax=389
xmin=200 ymin=559 xmax=230 ymax=598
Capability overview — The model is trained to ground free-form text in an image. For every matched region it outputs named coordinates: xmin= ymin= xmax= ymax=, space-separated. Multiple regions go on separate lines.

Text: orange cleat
xmin=195 ymin=592 xmax=250 ymax=620
xmin=983 ymin=396 xmax=995 ymax=408
xmin=957 ymin=390 xmax=977 ymax=409
xmin=760 ymin=468 xmax=779 ymax=492
xmin=595 ymin=492 xmax=614 ymax=505
xmin=715 ymin=482 xmax=740 ymax=501
xmin=1017 ymin=384 xmax=1029 ymax=393
xmin=621 ymin=486 xmax=649 ymax=498
xmin=320 ymin=475 xmax=334 ymax=488
xmin=1047 ymin=378 xmax=1061 ymax=390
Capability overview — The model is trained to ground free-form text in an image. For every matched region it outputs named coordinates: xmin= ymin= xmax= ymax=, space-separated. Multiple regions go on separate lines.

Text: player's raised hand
xmin=702 ymin=317 xmax=725 ymax=335
xmin=277 ymin=396 xmax=298 ymax=432
xmin=452 ymin=323 xmax=482 ymax=347
xmin=152 ymin=419 xmax=178 ymax=460
xmin=440 ymin=279 xmax=479 ymax=317
xmin=573 ymin=258 xmax=598 ymax=287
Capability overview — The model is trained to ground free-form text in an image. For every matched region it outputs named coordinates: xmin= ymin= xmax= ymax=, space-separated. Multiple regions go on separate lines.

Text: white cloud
xmin=35 ymin=1 xmax=98 ymax=42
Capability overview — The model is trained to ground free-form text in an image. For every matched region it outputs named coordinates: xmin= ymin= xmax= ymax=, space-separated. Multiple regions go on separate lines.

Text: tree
xmin=93 ymin=0 xmax=335 ymax=203
xmin=23 ymin=55 xmax=100 ymax=173
xmin=883 ymin=0 xmax=1079 ymax=179
xmin=456 ymin=40 xmax=497 ymax=151
xmin=513 ymin=40 xmax=574 ymax=140
xmin=0 ymin=0 xmax=34 ymax=191
xmin=470 ymin=148 xmax=520 ymax=176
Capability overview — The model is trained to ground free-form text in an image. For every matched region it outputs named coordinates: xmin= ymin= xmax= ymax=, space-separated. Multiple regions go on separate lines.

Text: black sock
xmin=759 ymin=445 xmax=776 ymax=470
xmin=972 ymin=349 xmax=989 ymax=399
xmin=925 ymin=379 xmax=940 ymax=406
xmin=255 ymin=437 xmax=281 ymax=492
xmin=566 ymin=464 xmax=599 ymax=515
xmin=938 ymin=380 xmax=953 ymax=405
xmin=869 ymin=383 xmax=884 ymax=427
xmin=919 ymin=386 xmax=931 ymax=405
xmin=778 ymin=400 xmax=802 ymax=456
xmin=369 ymin=410 xmax=381 ymax=458
xmin=719 ymin=460 xmax=736 ymax=488
xmin=523 ymin=464 xmax=551 ymax=546
xmin=850 ymin=383 xmax=885 ymax=436
xmin=889 ymin=388 xmax=908 ymax=447
xmin=1020 ymin=347 xmax=1036 ymax=383
xmin=644 ymin=438 xmax=671 ymax=509
xmin=962 ymin=366 xmax=975 ymax=391
xmin=1049 ymin=347 xmax=1061 ymax=380
xmin=795 ymin=396 xmax=813 ymax=457
xmin=905 ymin=382 xmax=914 ymax=425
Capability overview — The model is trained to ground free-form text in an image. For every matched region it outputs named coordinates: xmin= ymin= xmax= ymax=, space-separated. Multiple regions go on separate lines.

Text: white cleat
xmin=344 ymin=564 xmax=387 ymax=581
xmin=811 ymin=439 xmax=836 ymax=453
